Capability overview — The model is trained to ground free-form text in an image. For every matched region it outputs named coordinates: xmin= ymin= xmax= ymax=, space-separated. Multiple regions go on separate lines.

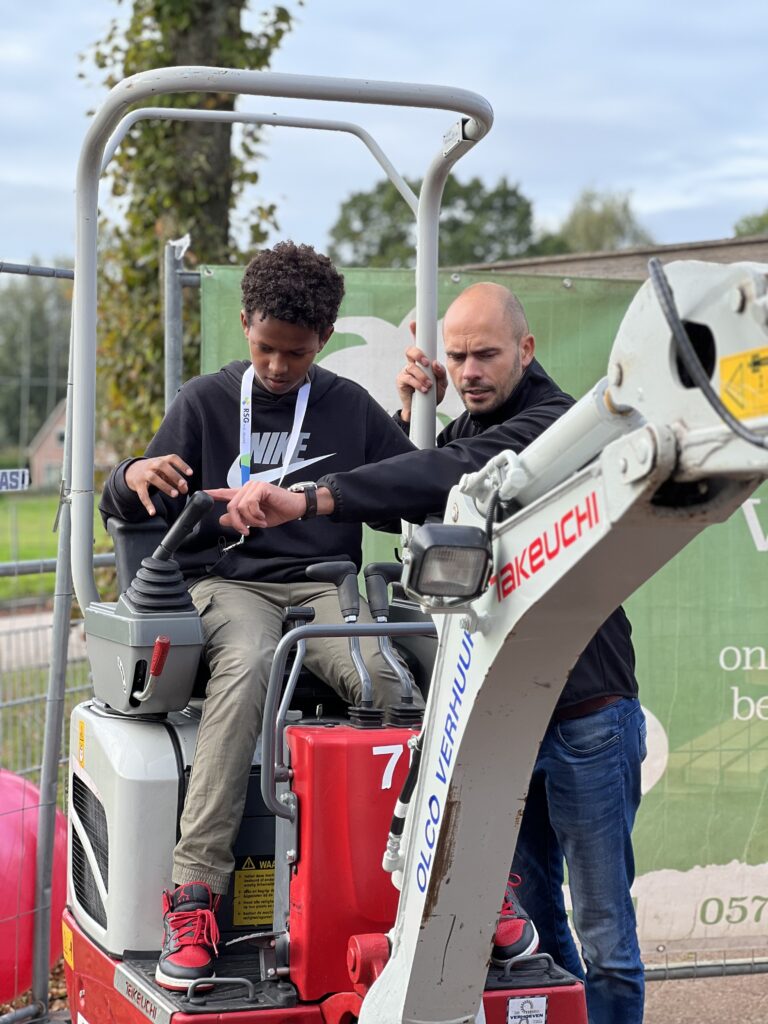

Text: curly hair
xmin=241 ymin=241 xmax=345 ymax=334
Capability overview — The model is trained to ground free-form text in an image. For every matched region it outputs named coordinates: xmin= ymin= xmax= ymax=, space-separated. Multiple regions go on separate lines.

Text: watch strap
xmin=289 ymin=481 xmax=318 ymax=520
xmin=301 ymin=482 xmax=318 ymax=520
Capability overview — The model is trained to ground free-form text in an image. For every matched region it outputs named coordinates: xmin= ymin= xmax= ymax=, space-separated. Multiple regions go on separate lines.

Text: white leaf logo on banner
xmin=321 ymin=311 xmax=465 ymax=423
xmin=741 ymin=498 xmax=768 ymax=551
xmin=641 ymin=706 xmax=668 ymax=795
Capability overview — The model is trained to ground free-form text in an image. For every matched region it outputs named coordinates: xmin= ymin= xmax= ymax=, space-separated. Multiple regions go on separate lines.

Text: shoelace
xmin=500 ymin=873 xmax=524 ymax=919
xmin=168 ymin=907 xmax=220 ymax=955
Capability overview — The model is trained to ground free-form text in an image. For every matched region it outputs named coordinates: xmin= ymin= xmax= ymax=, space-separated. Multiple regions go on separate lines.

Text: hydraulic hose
xmin=648 ymin=257 xmax=768 ymax=450
xmin=382 ymin=733 xmax=424 ymax=875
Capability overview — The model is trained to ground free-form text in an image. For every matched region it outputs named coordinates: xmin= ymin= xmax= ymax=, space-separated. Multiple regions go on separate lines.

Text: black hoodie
xmin=319 ymin=360 xmax=572 ymax=521
xmin=317 ymin=359 xmax=638 ymax=710
xmin=100 ymin=361 xmax=415 ymax=583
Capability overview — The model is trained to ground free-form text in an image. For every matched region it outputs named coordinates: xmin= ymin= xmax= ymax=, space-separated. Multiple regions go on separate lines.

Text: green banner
xmin=201 ymin=265 xmax=768 ymax=956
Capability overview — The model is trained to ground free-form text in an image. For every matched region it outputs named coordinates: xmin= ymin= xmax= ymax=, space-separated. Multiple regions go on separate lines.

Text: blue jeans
xmin=511 ymin=697 xmax=647 ymax=1024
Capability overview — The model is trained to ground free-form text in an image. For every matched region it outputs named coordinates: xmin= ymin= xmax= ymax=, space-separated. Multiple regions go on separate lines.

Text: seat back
xmin=106 ymin=516 xmax=168 ymax=593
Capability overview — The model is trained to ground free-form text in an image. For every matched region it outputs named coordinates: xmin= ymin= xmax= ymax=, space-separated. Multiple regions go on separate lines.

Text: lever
xmin=363 ymin=562 xmax=420 ymax=717
xmin=363 ymin=562 xmax=402 ymax=620
xmin=283 ymin=606 xmax=316 ymax=627
xmin=305 ymin=560 xmax=359 ymax=619
xmin=125 ymin=492 xmax=214 ymax=614
xmin=133 ymin=635 xmax=171 ymax=702
xmin=306 ymin=560 xmax=376 ymax=716
xmin=152 ymin=491 xmax=214 ymax=561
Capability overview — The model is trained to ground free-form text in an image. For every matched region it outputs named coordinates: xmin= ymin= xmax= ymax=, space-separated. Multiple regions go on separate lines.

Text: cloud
xmin=4 ymin=1 xmax=768 ymax=261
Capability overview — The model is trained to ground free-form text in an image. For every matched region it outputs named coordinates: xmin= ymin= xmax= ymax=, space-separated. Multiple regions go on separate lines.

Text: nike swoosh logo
xmin=226 ymin=452 xmax=335 ymax=487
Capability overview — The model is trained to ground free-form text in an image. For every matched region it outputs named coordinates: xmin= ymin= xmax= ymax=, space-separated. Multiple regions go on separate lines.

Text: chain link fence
xmin=0 ymin=549 xmax=96 ymax=1014
xmin=0 ymin=610 xmax=91 ymax=796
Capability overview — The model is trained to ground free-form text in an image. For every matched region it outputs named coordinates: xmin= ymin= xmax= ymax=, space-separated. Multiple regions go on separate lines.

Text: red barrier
xmin=0 ymin=769 xmax=67 ymax=1001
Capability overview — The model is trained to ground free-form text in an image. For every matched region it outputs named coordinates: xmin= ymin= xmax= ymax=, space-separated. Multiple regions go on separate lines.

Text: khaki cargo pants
xmin=172 ymin=576 xmax=421 ymax=893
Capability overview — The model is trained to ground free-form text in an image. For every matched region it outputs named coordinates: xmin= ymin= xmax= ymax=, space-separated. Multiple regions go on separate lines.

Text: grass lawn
xmin=0 ymin=491 xmax=105 ymax=603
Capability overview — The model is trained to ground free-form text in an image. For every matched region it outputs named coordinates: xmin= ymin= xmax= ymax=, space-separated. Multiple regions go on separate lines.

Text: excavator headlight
xmin=402 ymin=524 xmax=492 ymax=602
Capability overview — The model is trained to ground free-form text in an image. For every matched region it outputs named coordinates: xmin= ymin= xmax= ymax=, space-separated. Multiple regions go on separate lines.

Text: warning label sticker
xmin=62 ymin=920 xmax=74 ymax=969
xmin=720 ymin=346 xmax=768 ymax=420
xmin=233 ymin=854 xmax=275 ymax=927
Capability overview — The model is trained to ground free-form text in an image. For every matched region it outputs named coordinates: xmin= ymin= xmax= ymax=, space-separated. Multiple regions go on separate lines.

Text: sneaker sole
xmin=490 ymin=924 xmax=540 ymax=966
xmin=155 ymin=965 xmax=216 ymax=992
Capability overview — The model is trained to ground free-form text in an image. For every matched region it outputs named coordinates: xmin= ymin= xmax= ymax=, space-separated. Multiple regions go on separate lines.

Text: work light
xmin=401 ymin=524 xmax=492 ymax=608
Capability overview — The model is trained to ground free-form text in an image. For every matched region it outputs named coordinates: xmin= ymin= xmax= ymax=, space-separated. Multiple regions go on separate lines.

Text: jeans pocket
xmin=556 ymin=706 xmax=621 ymax=756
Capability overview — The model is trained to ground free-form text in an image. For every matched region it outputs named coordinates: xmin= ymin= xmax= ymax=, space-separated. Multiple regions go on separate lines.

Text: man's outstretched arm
xmin=208 ymin=381 xmax=570 ymax=532
xmin=207 ymin=482 xmax=336 ymax=533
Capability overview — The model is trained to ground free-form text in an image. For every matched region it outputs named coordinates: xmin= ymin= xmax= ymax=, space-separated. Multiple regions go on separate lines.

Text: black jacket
xmin=100 ymin=361 xmax=415 ymax=583
xmin=318 ymin=359 xmax=637 ymax=709
xmin=320 ymin=360 xmax=572 ymax=522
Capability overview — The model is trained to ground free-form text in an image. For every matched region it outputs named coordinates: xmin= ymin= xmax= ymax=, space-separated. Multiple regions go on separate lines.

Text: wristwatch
xmin=287 ymin=480 xmax=318 ymax=520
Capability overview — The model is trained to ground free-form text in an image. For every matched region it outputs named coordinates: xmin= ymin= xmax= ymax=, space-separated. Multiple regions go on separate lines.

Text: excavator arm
xmin=359 ymin=259 xmax=768 ymax=1024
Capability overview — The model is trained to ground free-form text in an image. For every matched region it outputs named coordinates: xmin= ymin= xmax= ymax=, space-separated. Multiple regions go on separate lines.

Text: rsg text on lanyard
xmin=239 ymin=365 xmax=311 ymax=486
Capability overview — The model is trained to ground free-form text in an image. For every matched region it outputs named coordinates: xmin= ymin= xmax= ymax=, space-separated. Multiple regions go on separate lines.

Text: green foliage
xmin=525 ymin=231 xmax=572 ymax=258
xmin=554 ymin=188 xmax=654 ymax=253
xmin=439 ymin=176 xmax=535 ymax=266
xmin=0 ymin=272 xmax=71 ymax=455
xmin=327 ymin=178 xmax=654 ymax=268
xmin=733 ymin=208 xmax=768 ymax=237
xmin=86 ymin=0 xmax=298 ymax=453
xmin=328 ymin=176 xmax=536 ymax=269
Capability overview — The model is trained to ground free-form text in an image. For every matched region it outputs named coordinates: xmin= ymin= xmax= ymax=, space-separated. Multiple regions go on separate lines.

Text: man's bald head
xmin=444 ymin=282 xmax=529 ymax=341
xmin=442 ymin=282 xmax=534 ymax=415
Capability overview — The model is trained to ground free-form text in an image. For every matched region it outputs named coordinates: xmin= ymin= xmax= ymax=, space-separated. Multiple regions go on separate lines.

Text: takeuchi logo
xmin=490 ymin=491 xmax=600 ymax=600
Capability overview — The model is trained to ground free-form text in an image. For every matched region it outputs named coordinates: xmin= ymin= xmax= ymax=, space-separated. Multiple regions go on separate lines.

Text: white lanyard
xmin=239 ymin=364 xmax=311 ymax=486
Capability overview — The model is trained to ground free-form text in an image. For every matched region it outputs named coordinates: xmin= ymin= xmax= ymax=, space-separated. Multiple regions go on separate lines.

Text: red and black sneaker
xmin=491 ymin=872 xmax=539 ymax=965
xmin=155 ymin=882 xmax=220 ymax=991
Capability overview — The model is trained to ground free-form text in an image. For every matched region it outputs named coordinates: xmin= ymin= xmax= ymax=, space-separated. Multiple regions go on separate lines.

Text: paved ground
xmin=0 ymin=609 xmax=86 ymax=670
xmin=645 ymin=973 xmax=768 ymax=1022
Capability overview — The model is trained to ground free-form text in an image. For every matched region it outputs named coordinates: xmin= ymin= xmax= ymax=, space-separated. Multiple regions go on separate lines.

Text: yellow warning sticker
xmin=720 ymin=346 xmax=768 ymax=420
xmin=233 ymin=856 xmax=275 ymax=927
xmin=78 ymin=720 xmax=85 ymax=767
xmin=62 ymin=920 xmax=74 ymax=969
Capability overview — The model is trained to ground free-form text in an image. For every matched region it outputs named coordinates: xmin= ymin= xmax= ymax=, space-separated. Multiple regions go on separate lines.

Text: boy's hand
xmin=125 ymin=455 xmax=193 ymax=516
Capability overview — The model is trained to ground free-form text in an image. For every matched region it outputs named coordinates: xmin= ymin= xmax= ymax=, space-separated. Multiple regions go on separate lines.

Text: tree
xmin=553 ymin=188 xmax=654 ymax=253
xmin=733 ymin=209 xmax=768 ymax=237
xmin=525 ymin=231 xmax=572 ymax=258
xmin=0 ymin=272 xmax=71 ymax=460
xmin=85 ymin=0 xmax=298 ymax=451
xmin=327 ymin=176 xmax=536 ymax=268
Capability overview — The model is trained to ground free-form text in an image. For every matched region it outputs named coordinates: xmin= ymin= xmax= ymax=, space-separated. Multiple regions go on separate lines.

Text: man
xmin=100 ymin=241 xmax=419 ymax=991
xmin=210 ymin=282 xmax=646 ymax=1024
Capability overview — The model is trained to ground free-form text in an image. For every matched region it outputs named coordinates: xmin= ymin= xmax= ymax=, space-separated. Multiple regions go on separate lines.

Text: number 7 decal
xmin=372 ymin=744 xmax=404 ymax=790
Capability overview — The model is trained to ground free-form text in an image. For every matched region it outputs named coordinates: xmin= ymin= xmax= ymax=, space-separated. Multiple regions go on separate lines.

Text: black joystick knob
xmin=125 ymin=492 xmax=214 ymax=613
xmin=363 ymin=562 xmax=402 ymax=620
xmin=306 ymin=560 xmax=359 ymax=619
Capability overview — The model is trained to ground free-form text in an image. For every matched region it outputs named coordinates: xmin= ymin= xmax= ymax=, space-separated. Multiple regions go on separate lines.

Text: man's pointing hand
xmin=207 ymin=482 xmax=306 ymax=533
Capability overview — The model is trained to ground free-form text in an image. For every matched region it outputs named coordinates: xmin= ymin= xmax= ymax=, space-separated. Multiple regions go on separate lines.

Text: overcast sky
xmin=2 ymin=1 xmax=768 ymax=265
